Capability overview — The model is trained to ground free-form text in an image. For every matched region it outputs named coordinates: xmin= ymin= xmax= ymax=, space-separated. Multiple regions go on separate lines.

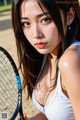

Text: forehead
xmin=20 ymin=0 xmax=48 ymax=17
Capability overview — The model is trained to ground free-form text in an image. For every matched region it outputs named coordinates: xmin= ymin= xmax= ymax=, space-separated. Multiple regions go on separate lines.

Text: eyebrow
xmin=20 ymin=12 xmax=49 ymax=20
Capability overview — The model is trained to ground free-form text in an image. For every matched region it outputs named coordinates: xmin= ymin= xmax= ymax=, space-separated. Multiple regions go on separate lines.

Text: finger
xmin=23 ymin=113 xmax=28 ymax=120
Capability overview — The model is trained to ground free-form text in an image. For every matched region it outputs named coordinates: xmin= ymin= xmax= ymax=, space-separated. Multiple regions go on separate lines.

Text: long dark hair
xmin=12 ymin=0 xmax=80 ymax=98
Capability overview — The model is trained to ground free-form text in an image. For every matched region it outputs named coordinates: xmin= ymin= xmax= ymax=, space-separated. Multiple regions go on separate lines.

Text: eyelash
xmin=21 ymin=17 xmax=52 ymax=27
xmin=21 ymin=22 xmax=30 ymax=27
xmin=41 ymin=17 xmax=52 ymax=24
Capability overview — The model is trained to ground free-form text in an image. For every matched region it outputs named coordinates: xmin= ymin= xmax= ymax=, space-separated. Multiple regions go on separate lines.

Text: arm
xmin=59 ymin=47 xmax=80 ymax=120
xmin=29 ymin=110 xmax=48 ymax=120
xmin=23 ymin=110 xmax=48 ymax=120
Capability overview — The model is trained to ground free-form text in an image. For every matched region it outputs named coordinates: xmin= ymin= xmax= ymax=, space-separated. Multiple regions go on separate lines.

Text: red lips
xmin=35 ymin=42 xmax=47 ymax=49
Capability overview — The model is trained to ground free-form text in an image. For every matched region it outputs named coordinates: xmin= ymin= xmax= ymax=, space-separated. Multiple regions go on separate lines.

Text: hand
xmin=16 ymin=114 xmax=29 ymax=120
xmin=23 ymin=114 xmax=29 ymax=120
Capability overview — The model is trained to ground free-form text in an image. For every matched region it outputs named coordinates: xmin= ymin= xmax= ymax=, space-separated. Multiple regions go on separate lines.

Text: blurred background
xmin=0 ymin=0 xmax=36 ymax=118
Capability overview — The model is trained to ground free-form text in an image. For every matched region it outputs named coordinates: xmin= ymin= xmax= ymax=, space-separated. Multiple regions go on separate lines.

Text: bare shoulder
xmin=58 ymin=44 xmax=80 ymax=100
xmin=59 ymin=44 xmax=80 ymax=72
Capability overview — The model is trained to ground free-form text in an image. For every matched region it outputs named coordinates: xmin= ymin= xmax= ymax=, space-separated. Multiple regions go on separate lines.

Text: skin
xmin=19 ymin=0 xmax=80 ymax=120
xmin=59 ymin=45 xmax=80 ymax=120
xmin=20 ymin=0 xmax=60 ymax=56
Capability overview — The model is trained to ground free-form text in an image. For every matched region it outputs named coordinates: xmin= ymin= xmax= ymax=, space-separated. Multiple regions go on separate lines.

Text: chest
xmin=34 ymin=56 xmax=57 ymax=106
xmin=32 ymin=70 xmax=74 ymax=120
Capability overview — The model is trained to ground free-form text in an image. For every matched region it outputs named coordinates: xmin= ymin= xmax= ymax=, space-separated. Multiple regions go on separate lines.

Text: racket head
xmin=0 ymin=46 xmax=23 ymax=120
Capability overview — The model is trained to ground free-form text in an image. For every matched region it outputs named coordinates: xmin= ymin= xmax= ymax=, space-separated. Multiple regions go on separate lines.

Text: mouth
xmin=35 ymin=42 xmax=48 ymax=49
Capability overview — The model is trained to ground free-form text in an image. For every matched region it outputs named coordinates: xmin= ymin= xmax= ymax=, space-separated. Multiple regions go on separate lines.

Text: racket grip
xmin=20 ymin=116 xmax=24 ymax=120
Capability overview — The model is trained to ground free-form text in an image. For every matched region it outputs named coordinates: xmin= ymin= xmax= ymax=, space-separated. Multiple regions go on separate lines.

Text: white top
xmin=32 ymin=41 xmax=80 ymax=120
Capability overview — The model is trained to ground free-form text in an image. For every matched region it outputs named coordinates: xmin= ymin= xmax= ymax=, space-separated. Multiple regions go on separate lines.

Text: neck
xmin=50 ymin=45 xmax=59 ymax=61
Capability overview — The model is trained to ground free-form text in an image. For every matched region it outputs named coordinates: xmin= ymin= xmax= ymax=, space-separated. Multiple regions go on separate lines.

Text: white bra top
xmin=32 ymin=42 xmax=80 ymax=120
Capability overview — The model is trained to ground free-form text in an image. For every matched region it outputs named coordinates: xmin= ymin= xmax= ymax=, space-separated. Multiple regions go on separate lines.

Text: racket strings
xmin=0 ymin=74 xmax=18 ymax=107
xmin=0 ymin=88 xmax=17 ymax=114
xmin=0 ymin=52 xmax=18 ymax=90
xmin=0 ymin=57 xmax=18 ymax=101
xmin=0 ymin=66 xmax=18 ymax=94
xmin=0 ymin=53 xmax=17 ymax=82
xmin=0 ymin=51 xmax=18 ymax=119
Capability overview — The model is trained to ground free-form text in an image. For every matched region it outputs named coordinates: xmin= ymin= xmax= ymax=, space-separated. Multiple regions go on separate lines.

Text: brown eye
xmin=21 ymin=22 xmax=30 ymax=27
xmin=41 ymin=17 xmax=51 ymax=24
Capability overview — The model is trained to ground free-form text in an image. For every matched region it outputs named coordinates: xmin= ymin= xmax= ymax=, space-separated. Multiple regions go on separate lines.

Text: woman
xmin=12 ymin=0 xmax=80 ymax=120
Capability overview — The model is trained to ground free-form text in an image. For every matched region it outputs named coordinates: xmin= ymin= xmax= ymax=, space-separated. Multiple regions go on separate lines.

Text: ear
xmin=67 ymin=7 xmax=75 ymax=26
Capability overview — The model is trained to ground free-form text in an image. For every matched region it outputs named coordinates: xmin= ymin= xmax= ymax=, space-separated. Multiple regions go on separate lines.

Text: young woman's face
xmin=20 ymin=0 xmax=61 ymax=54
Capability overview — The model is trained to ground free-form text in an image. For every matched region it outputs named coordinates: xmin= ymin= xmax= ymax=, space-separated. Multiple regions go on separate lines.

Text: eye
xmin=41 ymin=17 xmax=52 ymax=24
xmin=21 ymin=22 xmax=30 ymax=27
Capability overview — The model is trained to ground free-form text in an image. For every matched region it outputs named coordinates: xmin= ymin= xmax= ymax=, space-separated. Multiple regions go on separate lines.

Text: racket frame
xmin=0 ymin=46 xmax=23 ymax=120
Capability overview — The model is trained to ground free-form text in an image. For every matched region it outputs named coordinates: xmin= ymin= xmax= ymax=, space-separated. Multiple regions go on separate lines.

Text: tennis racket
xmin=0 ymin=46 xmax=24 ymax=120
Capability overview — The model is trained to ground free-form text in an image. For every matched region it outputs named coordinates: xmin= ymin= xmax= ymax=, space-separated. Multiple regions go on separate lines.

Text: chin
xmin=36 ymin=49 xmax=50 ymax=55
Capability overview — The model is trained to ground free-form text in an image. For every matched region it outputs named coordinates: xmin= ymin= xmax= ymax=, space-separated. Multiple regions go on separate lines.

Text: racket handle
xmin=20 ymin=116 xmax=24 ymax=120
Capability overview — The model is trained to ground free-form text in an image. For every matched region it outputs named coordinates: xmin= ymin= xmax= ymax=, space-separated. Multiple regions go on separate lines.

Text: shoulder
xmin=59 ymin=44 xmax=80 ymax=72
xmin=58 ymin=44 xmax=80 ymax=85
xmin=58 ymin=44 xmax=80 ymax=119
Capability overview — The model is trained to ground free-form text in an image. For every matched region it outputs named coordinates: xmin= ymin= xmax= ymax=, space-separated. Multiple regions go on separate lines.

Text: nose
xmin=33 ymin=24 xmax=44 ymax=39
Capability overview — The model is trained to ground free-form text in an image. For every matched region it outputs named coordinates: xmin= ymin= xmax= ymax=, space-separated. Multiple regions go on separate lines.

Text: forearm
xmin=29 ymin=111 xmax=48 ymax=120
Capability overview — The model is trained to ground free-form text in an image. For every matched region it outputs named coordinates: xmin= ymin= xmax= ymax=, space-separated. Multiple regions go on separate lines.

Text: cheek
xmin=45 ymin=23 xmax=58 ymax=40
xmin=23 ymin=29 xmax=32 ymax=42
